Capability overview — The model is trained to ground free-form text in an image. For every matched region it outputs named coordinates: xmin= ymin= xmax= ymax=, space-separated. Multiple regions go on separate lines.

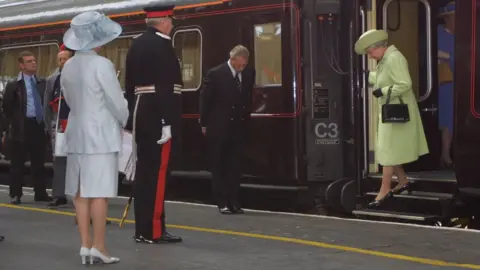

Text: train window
xmin=0 ymin=43 xmax=59 ymax=86
xmin=173 ymin=29 xmax=202 ymax=91
xmin=99 ymin=36 xmax=134 ymax=90
xmin=253 ymin=22 xmax=282 ymax=86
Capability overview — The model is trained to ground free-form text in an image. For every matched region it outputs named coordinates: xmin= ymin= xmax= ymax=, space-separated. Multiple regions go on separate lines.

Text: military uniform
xmin=125 ymin=4 xmax=182 ymax=244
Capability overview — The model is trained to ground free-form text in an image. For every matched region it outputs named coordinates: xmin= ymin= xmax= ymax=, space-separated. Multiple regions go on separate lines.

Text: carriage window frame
xmin=172 ymin=28 xmax=203 ymax=92
xmin=252 ymin=21 xmax=283 ymax=88
xmin=0 ymin=41 xmax=60 ymax=77
xmin=99 ymin=34 xmax=140 ymax=91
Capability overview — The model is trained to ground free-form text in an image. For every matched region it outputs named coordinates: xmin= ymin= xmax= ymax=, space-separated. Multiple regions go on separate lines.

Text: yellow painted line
xmin=1 ymin=203 xmax=480 ymax=269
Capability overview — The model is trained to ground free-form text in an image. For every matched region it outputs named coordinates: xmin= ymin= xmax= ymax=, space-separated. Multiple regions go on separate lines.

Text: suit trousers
xmin=133 ymin=136 xmax=172 ymax=240
xmin=208 ymin=131 xmax=242 ymax=208
xmin=52 ymin=156 xmax=67 ymax=197
xmin=9 ymin=119 xmax=47 ymax=198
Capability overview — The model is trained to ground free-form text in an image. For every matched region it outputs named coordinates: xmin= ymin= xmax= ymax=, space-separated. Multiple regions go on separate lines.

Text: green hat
xmin=354 ymin=29 xmax=388 ymax=55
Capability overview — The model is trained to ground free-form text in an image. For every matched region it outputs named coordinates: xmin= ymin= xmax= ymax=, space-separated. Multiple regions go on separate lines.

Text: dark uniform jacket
xmin=2 ymin=73 xmax=46 ymax=142
xmin=125 ymin=27 xmax=183 ymax=141
xmin=199 ymin=62 xmax=255 ymax=141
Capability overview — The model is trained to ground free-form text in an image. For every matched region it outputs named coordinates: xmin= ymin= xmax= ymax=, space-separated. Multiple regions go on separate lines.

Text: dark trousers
xmin=208 ymin=133 xmax=242 ymax=208
xmin=9 ymin=119 xmax=47 ymax=198
xmin=52 ymin=156 xmax=67 ymax=197
xmin=133 ymin=137 xmax=171 ymax=240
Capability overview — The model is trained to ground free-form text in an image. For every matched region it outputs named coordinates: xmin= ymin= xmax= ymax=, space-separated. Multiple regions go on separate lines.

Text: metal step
xmin=365 ymin=191 xmax=453 ymax=201
xmin=353 ymin=209 xmax=439 ymax=221
xmin=368 ymin=170 xmax=456 ymax=183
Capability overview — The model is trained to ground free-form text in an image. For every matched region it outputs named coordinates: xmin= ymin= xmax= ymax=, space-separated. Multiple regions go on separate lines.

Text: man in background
xmin=199 ymin=45 xmax=255 ymax=214
xmin=44 ymin=48 xmax=73 ymax=207
xmin=2 ymin=51 xmax=51 ymax=205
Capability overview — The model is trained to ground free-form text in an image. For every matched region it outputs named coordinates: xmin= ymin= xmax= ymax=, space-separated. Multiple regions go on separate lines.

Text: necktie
xmin=234 ymin=72 xmax=241 ymax=92
xmin=30 ymin=77 xmax=43 ymax=123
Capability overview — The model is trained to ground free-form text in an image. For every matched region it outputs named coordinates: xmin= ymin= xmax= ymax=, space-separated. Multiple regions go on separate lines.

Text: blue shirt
xmin=437 ymin=25 xmax=455 ymax=74
xmin=22 ymin=73 xmax=38 ymax=118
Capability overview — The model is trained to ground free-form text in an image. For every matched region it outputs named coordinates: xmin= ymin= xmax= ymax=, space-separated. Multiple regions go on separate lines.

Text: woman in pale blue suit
xmin=62 ymin=11 xmax=128 ymax=265
xmin=437 ymin=1 xmax=455 ymax=168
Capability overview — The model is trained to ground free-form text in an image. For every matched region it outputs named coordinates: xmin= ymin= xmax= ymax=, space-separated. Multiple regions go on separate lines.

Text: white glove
xmin=157 ymin=125 xmax=172 ymax=145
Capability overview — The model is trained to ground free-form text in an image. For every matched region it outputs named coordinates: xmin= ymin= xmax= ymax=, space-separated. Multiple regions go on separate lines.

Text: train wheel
xmin=324 ymin=178 xmax=351 ymax=215
xmin=340 ymin=180 xmax=359 ymax=214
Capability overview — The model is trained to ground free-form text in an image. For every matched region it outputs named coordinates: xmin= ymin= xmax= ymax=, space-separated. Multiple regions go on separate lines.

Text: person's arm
xmin=2 ymin=81 xmax=15 ymax=120
xmin=43 ymin=76 xmax=55 ymax=134
xmin=96 ymin=59 xmax=129 ymax=127
xmin=373 ymin=53 xmax=412 ymax=98
xmin=124 ymin=48 xmax=135 ymax=132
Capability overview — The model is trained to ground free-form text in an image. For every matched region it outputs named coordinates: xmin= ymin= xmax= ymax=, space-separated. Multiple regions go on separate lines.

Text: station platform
xmin=1 ymin=186 xmax=480 ymax=270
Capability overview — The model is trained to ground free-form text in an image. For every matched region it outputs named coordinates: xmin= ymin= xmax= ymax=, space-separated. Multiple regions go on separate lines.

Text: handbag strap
xmin=385 ymin=86 xmax=405 ymax=104
xmin=55 ymin=90 xmax=62 ymax=133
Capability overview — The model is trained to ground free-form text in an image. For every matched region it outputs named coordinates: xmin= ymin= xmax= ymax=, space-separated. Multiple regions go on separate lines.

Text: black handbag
xmin=381 ymin=86 xmax=410 ymax=123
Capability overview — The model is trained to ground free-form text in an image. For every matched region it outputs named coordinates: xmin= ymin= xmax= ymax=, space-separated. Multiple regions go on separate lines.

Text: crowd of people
xmin=0 ymin=3 xmax=255 ymax=264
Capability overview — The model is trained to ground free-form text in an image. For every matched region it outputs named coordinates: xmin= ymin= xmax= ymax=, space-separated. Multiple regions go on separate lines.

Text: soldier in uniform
xmin=125 ymin=4 xmax=183 ymax=244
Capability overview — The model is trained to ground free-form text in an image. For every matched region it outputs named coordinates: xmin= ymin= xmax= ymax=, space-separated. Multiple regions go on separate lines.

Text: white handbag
xmin=53 ymin=92 xmax=68 ymax=157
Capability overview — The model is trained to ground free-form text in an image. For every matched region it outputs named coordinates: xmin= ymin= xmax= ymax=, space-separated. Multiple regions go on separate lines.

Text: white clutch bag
xmin=53 ymin=92 xmax=68 ymax=157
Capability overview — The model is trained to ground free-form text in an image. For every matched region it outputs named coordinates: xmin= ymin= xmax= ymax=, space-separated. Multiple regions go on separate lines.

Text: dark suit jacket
xmin=2 ymin=73 xmax=46 ymax=142
xmin=199 ymin=62 xmax=255 ymax=141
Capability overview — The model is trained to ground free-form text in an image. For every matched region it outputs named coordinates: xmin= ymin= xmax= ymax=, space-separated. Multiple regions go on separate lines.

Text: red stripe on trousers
xmin=152 ymin=139 xmax=171 ymax=239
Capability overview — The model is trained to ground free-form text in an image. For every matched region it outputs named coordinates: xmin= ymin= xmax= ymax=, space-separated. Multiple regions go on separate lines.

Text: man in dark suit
xmin=199 ymin=45 xmax=255 ymax=214
xmin=44 ymin=48 xmax=73 ymax=207
xmin=2 ymin=51 xmax=51 ymax=204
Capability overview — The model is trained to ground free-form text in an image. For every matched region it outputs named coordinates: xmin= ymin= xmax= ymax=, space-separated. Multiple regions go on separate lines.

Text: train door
xmin=454 ymin=0 xmax=480 ymax=198
xmin=362 ymin=0 xmax=453 ymax=182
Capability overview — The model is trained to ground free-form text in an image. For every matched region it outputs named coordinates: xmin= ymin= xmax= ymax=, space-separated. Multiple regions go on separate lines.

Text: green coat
xmin=369 ymin=45 xmax=429 ymax=166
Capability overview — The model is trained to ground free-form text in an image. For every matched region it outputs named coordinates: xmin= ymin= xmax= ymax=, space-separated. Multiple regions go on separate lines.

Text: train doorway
xmin=360 ymin=0 xmax=456 ymax=185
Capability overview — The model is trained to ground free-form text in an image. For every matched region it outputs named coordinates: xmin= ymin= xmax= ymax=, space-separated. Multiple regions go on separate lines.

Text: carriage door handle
xmin=421 ymin=105 xmax=438 ymax=115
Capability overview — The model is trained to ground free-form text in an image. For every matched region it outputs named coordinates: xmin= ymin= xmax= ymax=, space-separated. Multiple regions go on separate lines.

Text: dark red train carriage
xmin=0 ymin=0 xmax=478 ymax=227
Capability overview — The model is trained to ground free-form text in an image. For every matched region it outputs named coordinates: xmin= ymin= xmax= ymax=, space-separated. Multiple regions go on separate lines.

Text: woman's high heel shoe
xmin=368 ymin=191 xmax=394 ymax=208
xmin=79 ymin=247 xmax=93 ymax=265
xmin=90 ymin=247 xmax=120 ymax=264
xmin=392 ymin=182 xmax=410 ymax=195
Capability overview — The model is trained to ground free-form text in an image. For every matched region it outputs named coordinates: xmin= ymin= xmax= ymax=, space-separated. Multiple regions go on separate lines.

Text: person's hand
xmin=372 ymin=88 xmax=383 ymax=98
xmin=201 ymin=127 xmax=206 ymax=136
xmin=157 ymin=125 xmax=172 ymax=144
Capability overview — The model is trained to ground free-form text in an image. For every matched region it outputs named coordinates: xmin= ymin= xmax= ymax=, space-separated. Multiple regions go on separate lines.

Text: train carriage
xmin=0 ymin=0 xmax=479 ymax=226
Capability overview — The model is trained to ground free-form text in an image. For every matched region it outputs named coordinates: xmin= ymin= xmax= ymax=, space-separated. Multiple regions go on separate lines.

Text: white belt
xmin=129 ymin=83 xmax=183 ymax=181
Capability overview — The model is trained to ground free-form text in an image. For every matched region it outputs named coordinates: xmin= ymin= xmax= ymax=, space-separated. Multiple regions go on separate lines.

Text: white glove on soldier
xmin=157 ymin=125 xmax=172 ymax=145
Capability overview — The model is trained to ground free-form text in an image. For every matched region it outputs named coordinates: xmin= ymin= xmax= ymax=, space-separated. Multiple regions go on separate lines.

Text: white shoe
xmin=90 ymin=247 xmax=120 ymax=264
xmin=79 ymin=247 xmax=93 ymax=265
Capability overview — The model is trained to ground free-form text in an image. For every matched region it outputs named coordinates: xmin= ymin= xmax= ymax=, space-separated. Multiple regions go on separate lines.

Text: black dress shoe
xmin=368 ymin=191 xmax=394 ymax=208
xmin=134 ymin=232 xmax=182 ymax=244
xmin=10 ymin=196 xmax=20 ymax=205
xmin=232 ymin=206 xmax=244 ymax=214
xmin=47 ymin=197 xmax=68 ymax=207
xmin=218 ymin=206 xmax=234 ymax=214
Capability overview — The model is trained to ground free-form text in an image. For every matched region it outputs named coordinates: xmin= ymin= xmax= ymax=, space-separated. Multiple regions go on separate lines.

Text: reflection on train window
xmin=0 ymin=43 xmax=59 ymax=91
xmin=99 ymin=36 xmax=133 ymax=90
xmin=254 ymin=22 xmax=282 ymax=86
xmin=173 ymin=29 xmax=202 ymax=90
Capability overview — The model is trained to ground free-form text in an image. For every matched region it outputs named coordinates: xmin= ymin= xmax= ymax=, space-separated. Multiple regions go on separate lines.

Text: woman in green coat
xmin=355 ymin=29 xmax=429 ymax=207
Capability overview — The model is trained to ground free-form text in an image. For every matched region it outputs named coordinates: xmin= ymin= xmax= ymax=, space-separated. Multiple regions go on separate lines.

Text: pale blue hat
xmin=63 ymin=11 xmax=122 ymax=51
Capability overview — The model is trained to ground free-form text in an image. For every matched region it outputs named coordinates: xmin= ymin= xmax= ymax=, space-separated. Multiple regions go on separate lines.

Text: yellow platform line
xmin=1 ymin=203 xmax=480 ymax=269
